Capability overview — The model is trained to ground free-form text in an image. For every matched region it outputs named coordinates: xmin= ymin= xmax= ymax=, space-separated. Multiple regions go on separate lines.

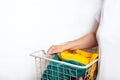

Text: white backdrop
xmin=0 ymin=0 xmax=101 ymax=80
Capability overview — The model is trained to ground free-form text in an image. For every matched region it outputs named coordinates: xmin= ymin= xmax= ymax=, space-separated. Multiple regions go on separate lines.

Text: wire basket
xmin=30 ymin=50 xmax=98 ymax=80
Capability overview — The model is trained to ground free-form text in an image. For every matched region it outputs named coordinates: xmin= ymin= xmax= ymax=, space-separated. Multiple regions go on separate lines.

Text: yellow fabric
xmin=59 ymin=49 xmax=98 ymax=65
xmin=87 ymin=62 xmax=97 ymax=80
xmin=90 ymin=52 xmax=98 ymax=62
xmin=86 ymin=51 xmax=98 ymax=80
xmin=76 ymin=49 xmax=93 ymax=58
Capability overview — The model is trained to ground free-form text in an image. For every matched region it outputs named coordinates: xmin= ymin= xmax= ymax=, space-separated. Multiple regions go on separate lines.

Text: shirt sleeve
xmin=95 ymin=10 xmax=101 ymax=23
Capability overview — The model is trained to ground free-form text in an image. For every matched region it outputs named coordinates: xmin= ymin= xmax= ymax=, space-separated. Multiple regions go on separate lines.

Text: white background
xmin=0 ymin=0 xmax=101 ymax=80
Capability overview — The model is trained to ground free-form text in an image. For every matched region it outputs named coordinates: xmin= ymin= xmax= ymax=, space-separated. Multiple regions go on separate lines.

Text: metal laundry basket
xmin=30 ymin=50 xmax=98 ymax=80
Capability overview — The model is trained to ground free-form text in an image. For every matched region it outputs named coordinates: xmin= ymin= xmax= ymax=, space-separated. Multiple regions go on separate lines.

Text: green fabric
xmin=41 ymin=55 xmax=87 ymax=80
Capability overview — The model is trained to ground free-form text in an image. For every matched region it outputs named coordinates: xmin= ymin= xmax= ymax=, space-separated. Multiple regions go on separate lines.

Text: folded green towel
xmin=41 ymin=55 xmax=87 ymax=80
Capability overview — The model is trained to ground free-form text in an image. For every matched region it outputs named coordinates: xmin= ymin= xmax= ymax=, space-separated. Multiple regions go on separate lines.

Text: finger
xmin=48 ymin=47 xmax=59 ymax=55
xmin=49 ymin=49 xmax=58 ymax=55
xmin=47 ymin=46 xmax=56 ymax=54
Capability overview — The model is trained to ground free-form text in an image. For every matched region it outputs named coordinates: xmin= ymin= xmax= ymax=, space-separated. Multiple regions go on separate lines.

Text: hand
xmin=47 ymin=45 xmax=66 ymax=55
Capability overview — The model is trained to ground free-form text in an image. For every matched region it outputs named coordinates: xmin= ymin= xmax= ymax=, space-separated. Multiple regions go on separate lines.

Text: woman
xmin=47 ymin=0 xmax=120 ymax=79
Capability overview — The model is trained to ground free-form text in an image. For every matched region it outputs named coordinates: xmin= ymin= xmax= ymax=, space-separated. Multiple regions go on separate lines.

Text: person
xmin=47 ymin=0 xmax=120 ymax=80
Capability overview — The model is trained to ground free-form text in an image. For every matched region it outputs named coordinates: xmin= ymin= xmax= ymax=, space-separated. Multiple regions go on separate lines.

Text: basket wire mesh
xmin=30 ymin=49 xmax=98 ymax=80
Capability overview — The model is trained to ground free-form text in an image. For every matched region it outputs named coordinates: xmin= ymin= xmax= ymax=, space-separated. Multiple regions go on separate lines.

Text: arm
xmin=47 ymin=21 xmax=99 ymax=54
xmin=65 ymin=21 xmax=99 ymax=50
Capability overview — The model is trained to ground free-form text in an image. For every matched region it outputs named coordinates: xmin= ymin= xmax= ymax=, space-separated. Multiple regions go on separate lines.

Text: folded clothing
xmin=41 ymin=55 xmax=87 ymax=80
xmin=59 ymin=49 xmax=98 ymax=65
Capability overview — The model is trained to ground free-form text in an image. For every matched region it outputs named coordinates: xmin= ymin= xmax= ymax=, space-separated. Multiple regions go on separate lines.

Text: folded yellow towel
xmin=59 ymin=49 xmax=98 ymax=65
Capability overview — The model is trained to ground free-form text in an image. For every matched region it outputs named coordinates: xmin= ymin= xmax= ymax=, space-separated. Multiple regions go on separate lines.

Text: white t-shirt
xmin=96 ymin=0 xmax=120 ymax=80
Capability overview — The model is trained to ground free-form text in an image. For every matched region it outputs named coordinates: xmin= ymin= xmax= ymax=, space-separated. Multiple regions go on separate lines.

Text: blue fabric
xmin=41 ymin=55 xmax=87 ymax=80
